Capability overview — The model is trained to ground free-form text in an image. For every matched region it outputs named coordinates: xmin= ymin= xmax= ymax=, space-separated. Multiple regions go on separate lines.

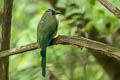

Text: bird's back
xmin=37 ymin=13 xmax=57 ymax=49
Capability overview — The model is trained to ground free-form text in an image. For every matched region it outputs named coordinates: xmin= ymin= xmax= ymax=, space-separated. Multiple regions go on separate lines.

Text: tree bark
xmin=0 ymin=0 xmax=13 ymax=80
xmin=0 ymin=35 xmax=120 ymax=61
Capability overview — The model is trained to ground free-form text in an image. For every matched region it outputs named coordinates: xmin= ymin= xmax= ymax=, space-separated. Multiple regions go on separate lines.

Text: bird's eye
xmin=52 ymin=11 xmax=56 ymax=15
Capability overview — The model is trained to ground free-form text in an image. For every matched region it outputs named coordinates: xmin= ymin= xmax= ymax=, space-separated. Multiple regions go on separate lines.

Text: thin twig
xmin=98 ymin=0 xmax=120 ymax=19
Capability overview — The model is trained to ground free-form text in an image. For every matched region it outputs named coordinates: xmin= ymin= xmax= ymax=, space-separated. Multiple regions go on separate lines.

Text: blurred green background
xmin=1 ymin=0 xmax=120 ymax=80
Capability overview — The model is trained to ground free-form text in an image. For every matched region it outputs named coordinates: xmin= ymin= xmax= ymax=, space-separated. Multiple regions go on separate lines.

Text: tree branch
xmin=98 ymin=0 xmax=120 ymax=19
xmin=0 ymin=0 xmax=13 ymax=80
xmin=0 ymin=35 xmax=120 ymax=61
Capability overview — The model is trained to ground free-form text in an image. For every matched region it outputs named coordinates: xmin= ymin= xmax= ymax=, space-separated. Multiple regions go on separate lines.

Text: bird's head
xmin=45 ymin=9 xmax=60 ymax=15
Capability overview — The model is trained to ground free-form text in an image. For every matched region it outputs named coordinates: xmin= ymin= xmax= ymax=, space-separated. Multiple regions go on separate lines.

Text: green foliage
xmin=0 ymin=0 xmax=119 ymax=80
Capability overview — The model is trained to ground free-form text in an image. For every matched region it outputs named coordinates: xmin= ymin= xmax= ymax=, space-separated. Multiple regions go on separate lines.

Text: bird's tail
xmin=40 ymin=49 xmax=46 ymax=77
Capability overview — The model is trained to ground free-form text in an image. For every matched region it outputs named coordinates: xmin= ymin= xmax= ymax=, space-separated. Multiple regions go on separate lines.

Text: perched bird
xmin=37 ymin=9 xmax=60 ymax=77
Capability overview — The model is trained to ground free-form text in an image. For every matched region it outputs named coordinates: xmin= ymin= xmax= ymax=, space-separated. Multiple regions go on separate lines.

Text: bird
xmin=37 ymin=9 xmax=60 ymax=77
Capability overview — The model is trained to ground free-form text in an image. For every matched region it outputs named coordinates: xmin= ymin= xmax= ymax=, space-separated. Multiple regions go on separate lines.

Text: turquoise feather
xmin=37 ymin=9 xmax=58 ymax=77
xmin=40 ymin=49 xmax=46 ymax=77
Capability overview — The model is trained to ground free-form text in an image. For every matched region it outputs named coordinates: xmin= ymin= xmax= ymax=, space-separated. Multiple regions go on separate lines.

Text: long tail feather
xmin=40 ymin=49 xmax=46 ymax=77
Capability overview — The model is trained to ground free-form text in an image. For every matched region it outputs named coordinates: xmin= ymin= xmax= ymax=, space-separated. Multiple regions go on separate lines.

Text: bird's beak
xmin=56 ymin=11 xmax=61 ymax=14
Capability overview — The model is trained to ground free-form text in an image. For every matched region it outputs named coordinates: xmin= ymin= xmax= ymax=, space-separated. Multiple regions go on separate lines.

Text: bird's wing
xmin=37 ymin=20 xmax=43 ymax=48
xmin=37 ymin=20 xmax=57 ymax=48
xmin=46 ymin=19 xmax=58 ymax=46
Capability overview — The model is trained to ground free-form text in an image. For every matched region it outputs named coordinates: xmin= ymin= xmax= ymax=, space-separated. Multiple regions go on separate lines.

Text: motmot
xmin=37 ymin=9 xmax=60 ymax=77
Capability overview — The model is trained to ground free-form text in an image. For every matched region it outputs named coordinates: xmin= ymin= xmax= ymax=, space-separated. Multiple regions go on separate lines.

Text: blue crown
xmin=45 ymin=9 xmax=56 ymax=15
xmin=45 ymin=9 xmax=55 ymax=12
